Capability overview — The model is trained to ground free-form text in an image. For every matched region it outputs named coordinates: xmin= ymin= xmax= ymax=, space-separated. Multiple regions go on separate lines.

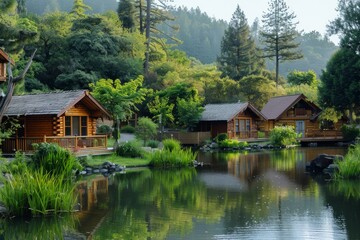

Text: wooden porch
xmin=1 ymin=135 xmax=108 ymax=154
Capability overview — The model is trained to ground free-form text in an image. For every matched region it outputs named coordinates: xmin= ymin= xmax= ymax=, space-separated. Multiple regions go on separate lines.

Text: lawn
xmin=86 ymin=154 xmax=150 ymax=167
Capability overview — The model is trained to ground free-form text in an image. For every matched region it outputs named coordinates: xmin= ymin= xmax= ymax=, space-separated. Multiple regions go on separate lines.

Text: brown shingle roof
xmin=201 ymin=102 xmax=266 ymax=121
xmin=261 ymin=94 xmax=319 ymax=120
xmin=5 ymin=90 xmax=111 ymax=118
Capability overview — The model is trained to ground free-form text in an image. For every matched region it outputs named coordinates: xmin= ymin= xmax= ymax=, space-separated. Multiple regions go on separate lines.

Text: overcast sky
xmin=167 ymin=0 xmax=340 ymax=44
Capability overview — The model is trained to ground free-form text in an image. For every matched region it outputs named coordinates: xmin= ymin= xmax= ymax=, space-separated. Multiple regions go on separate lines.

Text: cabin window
xmin=235 ymin=120 xmax=239 ymax=132
xmin=237 ymin=119 xmax=251 ymax=132
xmin=65 ymin=116 xmax=88 ymax=136
xmin=320 ymin=120 xmax=335 ymax=130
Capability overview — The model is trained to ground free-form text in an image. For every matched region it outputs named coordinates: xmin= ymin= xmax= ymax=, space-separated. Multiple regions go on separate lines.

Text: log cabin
xmin=260 ymin=94 xmax=343 ymax=138
xmin=0 ymin=48 xmax=14 ymax=82
xmin=1 ymin=90 xmax=112 ymax=153
xmin=198 ymin=102 xmax=267 ymax=139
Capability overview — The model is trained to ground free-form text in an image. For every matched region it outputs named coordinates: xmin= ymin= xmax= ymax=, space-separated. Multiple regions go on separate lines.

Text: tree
xmin=135 ymin=117 xmax=157 ymax=145
xmin=89 ymin=76 xmax=148 ymax=143
xmin=70 ymin=0 xmax=91 ymax=19
xmin=177 ymin=97 xmax=204 ymax=130
xmin=319 ymin=48 xmax=360 ymax=122
xmin=287 ymin=70 xmax=318 ymax=86
xmin=260 ymin=0 xmax=302 ymax=86
xmin=218 ymin=5 xmax=264 ymax=81
xmin=117 ymin=0 xmax=136 ymax=30
xmin=239 ymin=75 xmax=277 ymax=109
xmin=327 ymin=0 xmax=360 ymax=53
xmin=147 ymin=95 xmax=174 ymax=129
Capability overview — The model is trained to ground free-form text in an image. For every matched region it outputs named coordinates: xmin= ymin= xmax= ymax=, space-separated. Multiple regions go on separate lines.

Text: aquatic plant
xmin=336 ymin=144 xmax=360 ymax=179
xmin=148 ymin=148 xmax=197 ymax=168
xmin=162 ymin=138 xmax=181 ymax=151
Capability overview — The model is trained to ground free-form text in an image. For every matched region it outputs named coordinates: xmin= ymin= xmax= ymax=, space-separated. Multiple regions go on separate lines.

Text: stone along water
xmin=2 ymin=147 xmax=360 ymax=239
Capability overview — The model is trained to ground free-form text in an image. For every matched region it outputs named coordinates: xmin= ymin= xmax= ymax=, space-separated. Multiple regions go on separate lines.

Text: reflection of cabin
xmin=198 ymin=102 xmax=267 ymax=139
xmin=0 ymin=48 xmax=14 ymax=82
xmin=1 ymin=90 xmax=112 ymax=153
xmin=260 ymin=94 xmax=343 ymax=138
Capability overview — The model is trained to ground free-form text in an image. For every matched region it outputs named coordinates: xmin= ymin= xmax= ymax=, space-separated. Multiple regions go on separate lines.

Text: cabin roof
xmin=5 ymin=90 xmax=112 ymax=119
xmin=261 ymin=94 xmax=321 ymax=120
xmin=0 ymin=48 xmax=15 ymax=65
xmin=201 ymin=102 xmax=266 ymax=122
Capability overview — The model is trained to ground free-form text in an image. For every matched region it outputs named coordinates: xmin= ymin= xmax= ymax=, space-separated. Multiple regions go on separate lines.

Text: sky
xmin=167 ymin=0 xmax=340 ymax=44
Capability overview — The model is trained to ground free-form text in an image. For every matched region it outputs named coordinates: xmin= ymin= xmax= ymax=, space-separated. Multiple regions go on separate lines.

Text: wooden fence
xmin=160 ymin=132 xmax=211 ymax=145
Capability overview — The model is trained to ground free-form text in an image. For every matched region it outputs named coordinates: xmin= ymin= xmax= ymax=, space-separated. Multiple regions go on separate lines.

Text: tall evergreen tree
xmin=117 ymin=0 xmax=136 ymax=30
xmin=218 ymin=5 xmax=264 ymax=81
xmin=260 ymin=0 xmax=302 ymax=86
xmin=16 ymin=0 xmax=27 ymax=15
xmin=70 ymin=0 xmax=91 ymax=19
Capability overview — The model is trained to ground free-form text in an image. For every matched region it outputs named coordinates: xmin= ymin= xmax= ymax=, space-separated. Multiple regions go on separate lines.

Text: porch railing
xmin=1 ymin=135 xmax=107 ymax=153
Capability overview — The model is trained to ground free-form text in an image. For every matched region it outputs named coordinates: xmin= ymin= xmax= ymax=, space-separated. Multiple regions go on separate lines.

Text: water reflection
xmin=2 ymin=147 xmax=356 ymax=239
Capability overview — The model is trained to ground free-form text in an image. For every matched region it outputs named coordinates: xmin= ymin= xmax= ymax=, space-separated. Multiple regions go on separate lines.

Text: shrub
xmin=0 ymin=168 xmax=76 ymax=216
xmin=269 ymin=126 xmax=299 ymax=147
xmin=116 ymin=141 xmax=144 ymax=158
xmin=341 ymin=125 xmax=360 ymax=141
xmin=31 ymin=142 xmax=81 ymax=178
xmin=147 ymin=140 xmax=159 ymax=148
xmin=97 ymin=125 xmax=112 ymax=137
xmin=1 ymin=151 xmax=29 ymax=175
xmin=148 ymin=148 xmax=197 ymax=168
xmin=162 ymin=138 xmax=181 ymax=151
xmin=120 ymin=125 xmax=136 ymax=133
xmin=218 ymin=139 xmax=249 ymax=148
xmin=336 ymin=144 xmax=360 ymax=179
xmin=215 ymin=133 xmax=228 ymax=142
xmin=135 ymin=117 xmax=158 ymax=145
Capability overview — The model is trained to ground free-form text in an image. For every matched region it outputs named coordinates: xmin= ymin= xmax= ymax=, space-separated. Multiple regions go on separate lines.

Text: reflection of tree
xmin=0 ymin=215 xmax=78 ymax=239
xmin=322 ymin=181 xmax=360 ymax=240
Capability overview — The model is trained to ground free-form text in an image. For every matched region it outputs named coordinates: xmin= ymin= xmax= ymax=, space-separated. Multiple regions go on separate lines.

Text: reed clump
xmin=336 ymin=144 xmax=360 ymax=180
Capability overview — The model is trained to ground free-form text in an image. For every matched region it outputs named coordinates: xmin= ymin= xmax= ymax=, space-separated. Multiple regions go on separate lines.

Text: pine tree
xmin=70 ymin=0 xmax=91 ymax=19
xmin=260 ymin=0 xmax=302 ymax=86
xmin=218 ymin=5 xmax=264 ymax=81
xmin=117 ymin=0 xmax=136 ymax=30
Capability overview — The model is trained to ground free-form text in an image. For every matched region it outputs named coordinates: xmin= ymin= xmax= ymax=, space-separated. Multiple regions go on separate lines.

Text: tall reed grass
xmin=336 ymin=144 xmax=360 ymax=179
xmin=148 ymin=148 xmax=197 ymax=168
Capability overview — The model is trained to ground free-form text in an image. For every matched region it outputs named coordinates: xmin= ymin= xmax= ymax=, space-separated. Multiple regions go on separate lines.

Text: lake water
xmin=1 ymin=147 xmax=360 ymax=240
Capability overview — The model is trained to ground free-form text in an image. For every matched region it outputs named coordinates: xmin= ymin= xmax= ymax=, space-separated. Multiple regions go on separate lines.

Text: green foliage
xmin=31 ymin=142 xmax=81 ymax=178
xmin=239 ymin=75 xmax=277 ymax=109
xmin=319 ymin=48 xmax=360 ymax=121
xmin=148 ymin=148 xmax=197 ymax=168
xmin=215 ymin=133 xmax=228 ymax=142
xmin=162 ymin=138 xmax=181 ymax=151
xmin=0 ymin=168 xmax=76 ymax=216
xmin=218 ymin=5 xmax=264 ymax=81
xmin=147 ymin=140 xmax=159 ymax=148
xmin=97 ymin=124 xmax=112 ymax=137
xmin=336 ymin=144 xmax=360 ymax=180
xmin=135 ymin=117 xmax=158 ymax=145
xmin=341 ymin=125 xmax=360 ymax=142
xmin=117 ymin=0 xmax=135 ymax=30
xmin=116 ymin=140 xmax=144 ymax=158
xmin=0 ymin=151 xmax=28 ymax=175
xmin=269 ymin=126 xmax=299 ymax=147
xmin=176 ymin=97 xmax=204 ymax=130
xmin=147 ymin=95 xmax=174 ymax=128
xmin=120 ymin=125 xmax=135 ymax=133
xmin=287 ymin=70 xmax=318 ymax=86
xmin=218 ymin=139 xmax=248 ymax=148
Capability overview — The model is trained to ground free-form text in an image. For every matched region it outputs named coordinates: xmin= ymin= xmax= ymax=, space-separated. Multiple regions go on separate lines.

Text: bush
xmin=162 ymin=138 xmax=181 ymax=151
xmin=148 ymin=148 xmax=197 ymax=168
xmin=218 ymin=139 xmax=249 ymax=148
xmin=215 ymin=133 xmax=228 ymax=142
xmin=116 ymin=141 xmax=144 ymax=158
xmin=120 ymin=125 xmax=135 ymax=133
xmin=31 ymin=142 xmax=81 ymax=178
xmin=135 ymin=117 xmax=158 ymax=145
xmin=269 ymin=126 xmax=299 ymax=147
xmin=341 ymin=124 xmax=360 ymax=141
xmin=147 ymin=140 xmax=159 ymax=148
xmin=336 ymin=144 xmax=360 ymax=179
xmin=97 ymin=125 xmax=112 ymax=137
xmin=1 ymin=151 xmax=29 ymax=175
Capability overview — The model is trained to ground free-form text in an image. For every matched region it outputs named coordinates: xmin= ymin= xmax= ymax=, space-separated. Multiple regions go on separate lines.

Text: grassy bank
xmin=86 ymin=154 xmax=150 ymax=167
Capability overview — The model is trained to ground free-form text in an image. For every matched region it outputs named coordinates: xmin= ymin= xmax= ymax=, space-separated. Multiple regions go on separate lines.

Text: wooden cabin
xmin=0 ymin=48 xmax=14 ymax=82
xmin=198 ymin=102 xmax=267 ymax=139
xmin=1 ymin=90 xmax=112 ymax=153
xmin=260 ymin=94 xmax=343 ymax=138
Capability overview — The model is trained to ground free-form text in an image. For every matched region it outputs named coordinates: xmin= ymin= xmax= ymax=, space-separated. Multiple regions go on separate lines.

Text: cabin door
xmin=295 ymin=121 xmax=305 ymax=137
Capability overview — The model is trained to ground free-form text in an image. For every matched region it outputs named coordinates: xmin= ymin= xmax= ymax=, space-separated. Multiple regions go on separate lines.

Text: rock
xmin=306 ymin=154 xmax=343 ymax=173
xmin=323 ymin=164 xmax=339 ymax=174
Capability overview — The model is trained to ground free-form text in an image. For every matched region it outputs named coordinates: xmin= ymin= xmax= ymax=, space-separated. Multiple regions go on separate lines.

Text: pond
xmin=1 ymin=147 xmax=360 ymax=240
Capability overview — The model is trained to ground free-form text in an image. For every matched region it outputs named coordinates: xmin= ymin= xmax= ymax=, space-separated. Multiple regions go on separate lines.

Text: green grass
xmin=88 ymin=154 xmax=150 ymax=167
xmin=148 ymin=148 xmax=197 ymax=168
xmin=336 ymin=144 xmax=360 ymax=179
